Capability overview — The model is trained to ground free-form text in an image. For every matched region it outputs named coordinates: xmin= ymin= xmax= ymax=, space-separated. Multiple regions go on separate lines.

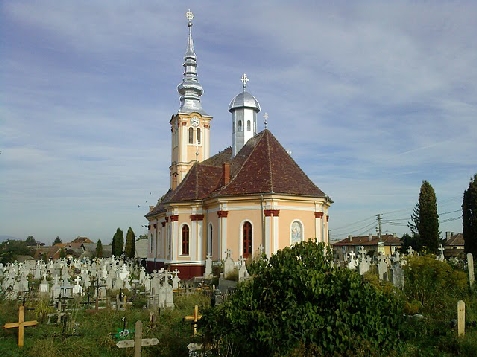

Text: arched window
xmin=238 ymin=120 xmax=242 ymax=132
xmin=188 ymin=128 xmax=194 ymax=144
xmin=197 ymin=128 xmax=201 ymax=144
xmin=181 ymin=224 xmax=189 ymax=255
xmin=232 ymin=121 xmax=235 ymax=134
xmin=208 ymin=223 xmax=213 ymax=256
xmin=247 ymin=120 xmax=251 ymax=131
xmin=242 ymin=221 xmax=252 ymax=258
xmin=291 ymin=220 xmax=303 ymax=244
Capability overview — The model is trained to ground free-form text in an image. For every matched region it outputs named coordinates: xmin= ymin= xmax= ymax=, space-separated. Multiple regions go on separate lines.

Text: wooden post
xmin=134 ymin=320 xmax=142 ymax=357
xmin=3 ymin=305 xmax=38 ymax=347
xmin=457 ymin=300 xmax=465 ymax=337
xmin=116 ymin=320 xmax=159 ymax=355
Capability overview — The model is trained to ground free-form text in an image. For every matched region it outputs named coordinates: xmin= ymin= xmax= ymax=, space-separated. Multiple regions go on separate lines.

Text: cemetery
xmin=0 ymin=242 xmax=476 ymax=356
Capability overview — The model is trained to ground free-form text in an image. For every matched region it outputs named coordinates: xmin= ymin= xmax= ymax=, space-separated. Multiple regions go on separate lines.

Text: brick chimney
xmin=369 ymin=233 xmax=373 ymax=241
xmin=223 ymin=162 xmax=230 ymax=185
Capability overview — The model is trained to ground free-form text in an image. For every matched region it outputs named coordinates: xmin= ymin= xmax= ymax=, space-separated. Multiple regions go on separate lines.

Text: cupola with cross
xmin=229 ymin=73 xmax=261 ymax=157
xmin=170 ymin=9 xmax=213 ymax=190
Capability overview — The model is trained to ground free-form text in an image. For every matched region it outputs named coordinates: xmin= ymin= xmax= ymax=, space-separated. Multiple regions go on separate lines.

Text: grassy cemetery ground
xmin=0 ymin=292 xmax=209 ymax=357
xmin=1 ymin=250 xmax=477 ymax=356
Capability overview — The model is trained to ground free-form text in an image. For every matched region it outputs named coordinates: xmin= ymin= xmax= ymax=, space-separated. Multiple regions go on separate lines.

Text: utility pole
xmin=376 ymin=214 xmax=382 ymax=240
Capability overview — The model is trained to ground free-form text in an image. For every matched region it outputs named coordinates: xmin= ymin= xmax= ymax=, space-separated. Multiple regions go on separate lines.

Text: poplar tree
xmin=125 ymin=227 xmax=136 ymax=259
xmin=112 ymin=228 xmax=123 ymax=257
xmin=409 ymin=180 xmax=439 ymax=253
xmin=463 ymin=174 xmax=477 ymax=257
xmin=96 ymin=239 xmax=104 ymax=258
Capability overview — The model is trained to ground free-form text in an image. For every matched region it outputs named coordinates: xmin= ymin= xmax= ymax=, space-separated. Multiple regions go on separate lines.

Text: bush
xmin=201 ymin=240 xmax=405 ymax=356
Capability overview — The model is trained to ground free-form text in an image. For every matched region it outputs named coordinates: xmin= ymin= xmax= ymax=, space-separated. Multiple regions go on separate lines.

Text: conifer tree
xmin=112 ymin=228 xmax=123 ymax=257
xmin=408 ymin=180 xmax=439 ymax=253
xmin=53 ymin=236 xmax=62 ymax=245
xmin=96 ymin=239 xmax=103 ymax=258
xmin=125 ymin=227 xmax=136 ymax=259
xmin=463 ymin=174 xmax=477 ymax=257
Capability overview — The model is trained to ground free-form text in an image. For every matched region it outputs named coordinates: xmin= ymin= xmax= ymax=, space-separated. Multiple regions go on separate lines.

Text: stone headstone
xmin=467 ymin=253 xmax=475 ymax=288
xmin=223 ymin=250 xmax=235 ymax=278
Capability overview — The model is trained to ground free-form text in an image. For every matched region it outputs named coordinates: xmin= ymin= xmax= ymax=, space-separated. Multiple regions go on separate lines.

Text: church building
xmin=145 ymin=10 xmax=332 ymax=279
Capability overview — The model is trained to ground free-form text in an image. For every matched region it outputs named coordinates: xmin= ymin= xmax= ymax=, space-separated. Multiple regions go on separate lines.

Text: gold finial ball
xmin=186 ymin=9 xmax=194 ymax=24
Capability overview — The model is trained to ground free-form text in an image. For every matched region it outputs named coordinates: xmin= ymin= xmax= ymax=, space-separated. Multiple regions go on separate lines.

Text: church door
xmin=242 ymin=221 xmax=252 ymax=258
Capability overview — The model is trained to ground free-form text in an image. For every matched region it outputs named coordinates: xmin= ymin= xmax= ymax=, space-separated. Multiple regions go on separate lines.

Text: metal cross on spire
xmin=264 ymin=112 xmax=269 ymax=129
xmin=186 ymin=9 xmax=194 ymax=27
xmin=241 ymin=73 xmax=249 ymax=91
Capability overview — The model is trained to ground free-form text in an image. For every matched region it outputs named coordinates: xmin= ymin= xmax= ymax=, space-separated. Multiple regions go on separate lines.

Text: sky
xmin=1 ymin=1 xmax=476 ymax=245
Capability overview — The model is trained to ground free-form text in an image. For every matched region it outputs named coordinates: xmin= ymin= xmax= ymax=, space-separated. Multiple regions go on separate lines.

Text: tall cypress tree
xmin=96 ymin=239 xmax=103 ymax=258
xmin=125 ymin=227 xmax=136 ymax=259
xmin=411 ymin=180 xmax=439 ymax=253
xmin=112 ymin=228 xmax=123 ymax=257
xmin=463 ymin=174 xmax=477 ymax=257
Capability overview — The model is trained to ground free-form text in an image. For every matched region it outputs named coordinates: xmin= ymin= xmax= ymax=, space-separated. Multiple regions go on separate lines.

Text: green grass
xmin=0 ymin=293 xmax=210 ymax=357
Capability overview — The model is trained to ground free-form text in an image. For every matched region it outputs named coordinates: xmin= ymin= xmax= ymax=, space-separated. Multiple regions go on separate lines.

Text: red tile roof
xmin=146 ymin=129 xmax=327 ymax=217
xmin=333 ymin=234 xmax=401 ymax=246
xmin=445 ymin=233 xmax=464 ymax=247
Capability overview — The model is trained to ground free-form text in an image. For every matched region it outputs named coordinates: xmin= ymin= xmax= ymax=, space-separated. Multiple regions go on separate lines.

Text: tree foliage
xmin=112 ymin=228 xmax=123 ymax=257
xmin=125 ymin=227 xmax=136 ymax=259
xmin=96 ymin=239 xmax=104 ymax=258
xmin=463 ymin=173 xmax=477 ymax=257
xmin=201 ymin=240 xmax=404 ymax=356
xmin=53 ymin=236 xmax=62 ymax=245
xmin=408 ymin=180 xmax=439 ymax=253
xmin=0 ymin=240 xmax=33 ymax=264
xmin=25 ymin=235 xmax=37 ymax=246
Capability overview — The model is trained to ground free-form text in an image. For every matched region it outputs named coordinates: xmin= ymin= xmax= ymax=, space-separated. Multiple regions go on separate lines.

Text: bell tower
xmin=170 ymin=9 xmax=212 ymax=190
xmin=229 ymin=73 xmax=261 ymax=157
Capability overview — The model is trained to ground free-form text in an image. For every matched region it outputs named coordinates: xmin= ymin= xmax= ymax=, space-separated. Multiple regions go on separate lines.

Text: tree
xmin=201 ymin=240 xmax=404 ymax=356
xmin=399 ymin=233 xmax=422 ymax=254
xmin=59 ymin=248 xmax=66 ymax=259
xmin=25 ymin=235 xmax=37 ymax=246
xmin=124 ymin=227 xmax=136 ymax=259
xmin=53 ymin=236 xmax=62 ymax=245
xmin=96 ymin=239 xmax=104 ymax=258
xmin=112 ymin=228 xmax=123 ymax=257
xmin=0 ymin=240 xmax=32 ymax=264
xmin=408 ymin=180 xmax=439 ymax=254
xmin=463 ymin=173 xmax=477 ymax=257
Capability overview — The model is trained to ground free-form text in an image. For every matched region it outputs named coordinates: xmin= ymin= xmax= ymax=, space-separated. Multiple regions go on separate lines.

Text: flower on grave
xmin=113 ymin=327 xmax=134 ymax=340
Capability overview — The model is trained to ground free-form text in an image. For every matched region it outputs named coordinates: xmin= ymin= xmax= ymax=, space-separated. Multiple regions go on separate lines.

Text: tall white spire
xmin=177 ymin=9 xmax=207 ymax=115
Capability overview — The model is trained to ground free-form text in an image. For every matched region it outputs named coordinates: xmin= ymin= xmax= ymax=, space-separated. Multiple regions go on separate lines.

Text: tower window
xmin=242 ymin=221 xmax=252 ymax=258
xmin=197 ymin=128 xmax=201 ymax=144
xmin=238 ymin=120 xmax=242 ymax=132
xmin=188 ymin=128 xmax=194 ymax=144
xmin=181 ymin=224 xmax=189 ymax=255
xmin=247 ymin=120 xmax=251 ymax=131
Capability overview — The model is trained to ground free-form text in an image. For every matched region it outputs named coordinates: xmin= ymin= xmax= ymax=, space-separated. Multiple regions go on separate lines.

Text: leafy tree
xmin=0 ymin=239 xmax=33 ymax=264
xmin=96 ymin=239 xmax=104 ymax=258
xmin=112 ymin=228 xmax=123 ymax=257
xmin=59 ymin=248 xmax=67 ymax=259
xmin=124 ymin=227 xmax=136 ymax=259
xmin=53 ymin=236 xmax=62 ymax=245
xmin=25 ymin=235 xmax=37 ymax=246
xmin=463 ymin=173 xmax=477 ymax=257
xmin=201 ymin=240 xmax=404 ymax=356
xmin=399 ymin=233 xmax=422 ymax=254
xmin=408 ymin=180 xmax=439 ymax=254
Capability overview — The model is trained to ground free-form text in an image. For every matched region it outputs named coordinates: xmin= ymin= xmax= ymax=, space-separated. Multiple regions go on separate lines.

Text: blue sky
xmin=1 ymin=1 xmax=475 ymax=245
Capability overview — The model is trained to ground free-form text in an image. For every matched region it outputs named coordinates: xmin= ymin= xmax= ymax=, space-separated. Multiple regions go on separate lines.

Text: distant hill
xmin=0 ymin=235 xmax=21 ymax=242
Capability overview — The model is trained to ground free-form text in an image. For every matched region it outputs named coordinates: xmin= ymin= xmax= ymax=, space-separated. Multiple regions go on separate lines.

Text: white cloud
xmin=1 ymin=1 xmax=474 ymax=242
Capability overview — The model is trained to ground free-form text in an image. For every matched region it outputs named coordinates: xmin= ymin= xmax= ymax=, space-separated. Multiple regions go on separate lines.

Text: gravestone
xmin=223 ymin=249 xmax=235 ymax=278
xmin=378 ymin=255 xmax=388 ymax=281
xmin=467 ymin=253 xmax=475 ymax=288
xmin=204 ymin=255 xmax=213 ymax=278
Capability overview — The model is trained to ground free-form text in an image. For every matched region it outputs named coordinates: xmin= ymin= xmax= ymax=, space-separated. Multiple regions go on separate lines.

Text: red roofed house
xmin=145 ymin=12 xmax=332 ymax=279
xmin=332 ymin=234 xmax=401 ymax=261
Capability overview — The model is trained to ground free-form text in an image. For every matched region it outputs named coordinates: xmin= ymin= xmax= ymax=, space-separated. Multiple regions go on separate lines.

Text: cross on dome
xmin=264 ymin=112 xmax=269 ymax=129
xmin=241 ymin=73 xmax=249 ymax=90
